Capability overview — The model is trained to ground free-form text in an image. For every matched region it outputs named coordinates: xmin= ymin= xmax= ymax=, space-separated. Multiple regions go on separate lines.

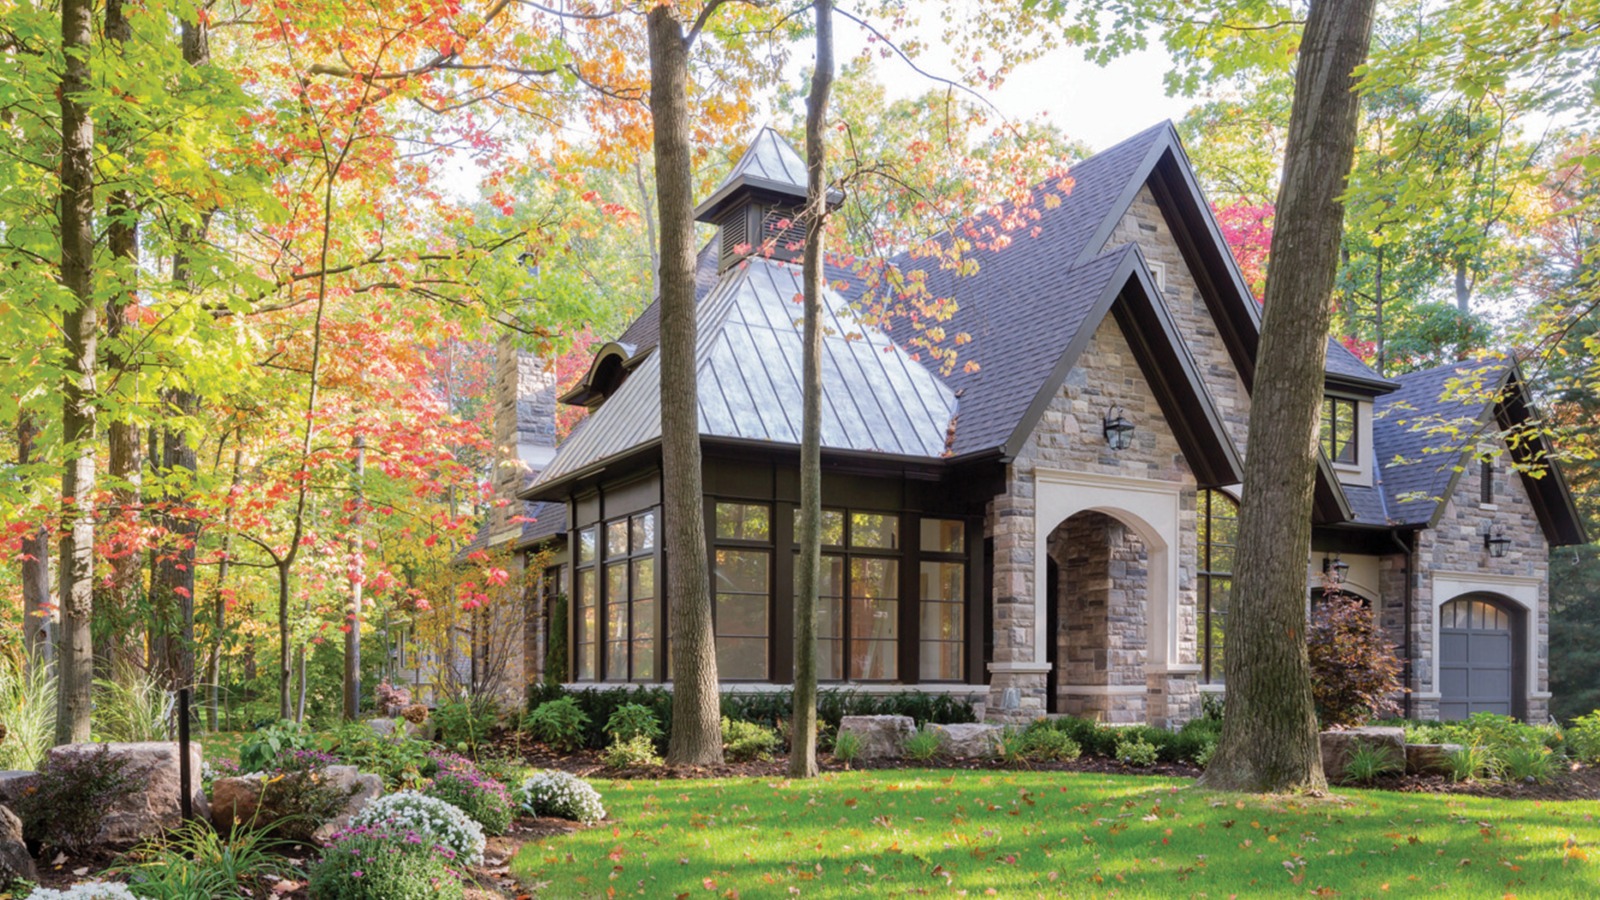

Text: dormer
xmin=694 ymin=127 xmax=841 ymax=273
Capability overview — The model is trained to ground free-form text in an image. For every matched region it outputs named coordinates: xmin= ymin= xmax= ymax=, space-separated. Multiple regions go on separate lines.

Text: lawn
xmin=511 ymin=769 xmax=1600 ymax=898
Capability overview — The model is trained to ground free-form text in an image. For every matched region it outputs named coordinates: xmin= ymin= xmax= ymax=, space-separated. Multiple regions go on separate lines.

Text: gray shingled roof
xmin=615 ymin=238 xmax=722 ymax=352
xmin=1371 ymin=360 xmax=1506 ymax=526
xmin=1326 ymin=338 xmax=1397 ymax=389
xmin=533 ymin=256 xmax=958 ymax=488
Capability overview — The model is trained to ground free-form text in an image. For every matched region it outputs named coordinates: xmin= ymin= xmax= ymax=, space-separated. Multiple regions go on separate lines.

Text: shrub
xmin=308 ymin=823 xmax=466 ymax=900
xmin=1194 ymin=739 xmax=1217 ymax=768
xmin=526 ymin=685 xmax=674 ymax=750
xmin=253 ymin=750 xmax=360 ymax=843
xmin=1446 ymin=744 xmax=1496 ymax=783
xmin=602 ymin=734 xmax=663 ymax=769
xmin=721 ymin=717 xmax=780 ymax=762
xmin=1173 ymin=717 xmax=1223 ymax=765
xmin=238 ymin=720 xmax=315 ymax=774
xmin=1048 ymin=717 xmax=1120 ymax=758
xmin=321 ymin=722 xmax=433 ymax=789
xmin=1017 ymin=726 xmax=1081 ymax=763
xmin=518 ymin=771 xmax=605 ymax=824
xmin=1340 ymin=741 xmax=1403 ymax=784
xmin=604 ymin=703 xmax=663 ymax=744
xmin=432 ymin=697 xmax=501 ymax=752
xmin=123 ymin=818 xmax=292 ymax=899
xmin=722 ymin=689 xmax=977 ymax=734
xmin=375 ymin=680 xmax=413 ymax=717
xmin=25 ymin=884 xmax=139 ymax=900
xmin=17 ymin=745 xmax=139 ymax=854
xmin=831 ymin=731 xmax=862 ymax=766
xmin=1569 ymin=710 xmax=1600 ymax=763
xmin=351 ymin=791 xmax=486 ymax=865
xmin=902 ymin=728 xmax=943 ymax=763
xmin=402 ymin=704 xmax=430 ymax=725
xmin=1115 ymin=737 xmax=1159 ymax=768
xmin=544 ymin=593 xmax=569 ymax=688
xmin=1499 ymin=743 xmax=1560 ymax=784
xmin=1307 ymin=590 xmax=1404 ymax=728
xmin=523 ymin=697 xmax=590 ymax=753
xmin=425 ymin=768 xmax=513 ymax=836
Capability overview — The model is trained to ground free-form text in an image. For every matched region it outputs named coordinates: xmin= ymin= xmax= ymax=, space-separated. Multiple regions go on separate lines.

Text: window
xmin=574 ymin=526 xmax=598 ymax=681
xmin=599 ymin=511 xmax=657 ymax=682
xmin=1198 ymin=490 xmax=1237 ymax=684
xmin=1320 ymin=396 xmax=1358 ymax=464
xmin=793 ymin=509 xmax=903 ymax=682
xmin=715 ymin=503 xmax=771 ymax=680
xmin=919 ymin=518 xmax=966 ymax=681
xmin=1480 ymin=457 xmax=1494 ymax=505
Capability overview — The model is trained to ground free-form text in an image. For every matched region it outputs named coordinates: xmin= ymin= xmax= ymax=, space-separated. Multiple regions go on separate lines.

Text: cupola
xmin=695 ymin=127 xmax=841 ymax=273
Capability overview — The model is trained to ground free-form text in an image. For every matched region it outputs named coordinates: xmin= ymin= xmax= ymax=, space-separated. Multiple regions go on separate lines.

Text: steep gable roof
xmin=529 ymin=256 xmax=958 ymax=493
xmin=1363 ymin=359 xmax=1584 ymax=545
xmin=694 ymin=126 xmax=828 ymax=222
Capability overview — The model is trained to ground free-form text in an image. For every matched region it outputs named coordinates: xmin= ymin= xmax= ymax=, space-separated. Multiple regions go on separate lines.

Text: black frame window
xmin=714 ymin=502 xmax=772 ymax=680
xmin=792 ymin=509 xmax=903 ymax=682
xmin=574 ymin=526 xmax=598 ymax=681
xmin=1481 ymin=457 xmax=1494 ymax=504
xmin=601 ymin=510 xmax=657 ymax=683
xmin=918 ymin=518 xmax=966 ymax=681
xmin=1198 ymin=489 xmax=1236 ymax=684
xmin=1320 ymin=396 xmax=1358 ymax=464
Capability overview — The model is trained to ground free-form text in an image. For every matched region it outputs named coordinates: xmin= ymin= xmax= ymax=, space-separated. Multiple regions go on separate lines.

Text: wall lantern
xmin=1322 ymin=555 xmax=1350 ymax=584
xmin=1483 ymin=524 xmax=1512 ymax=559
xmin=1103 ymin=406 xmax=1136 ymax=451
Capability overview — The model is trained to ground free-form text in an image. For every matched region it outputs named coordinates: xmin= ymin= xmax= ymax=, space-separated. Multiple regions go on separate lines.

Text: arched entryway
xmin=1045 ymin=510 xmax=1149 ymax=722
xmin=1439 ymin=594 xmax=1525 ymax=720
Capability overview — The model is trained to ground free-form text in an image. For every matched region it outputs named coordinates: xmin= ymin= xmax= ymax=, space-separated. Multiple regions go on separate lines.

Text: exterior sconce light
xmin=1322 ymin=555 xmax=1350 ymax=584
xmin=1001 ymin=686 xmax=1021 ymax=711
xmin=1103 ymin=406 xmax=1135 ymax=451
xmin=1483 ymin=524 xmax=1511 ymax=559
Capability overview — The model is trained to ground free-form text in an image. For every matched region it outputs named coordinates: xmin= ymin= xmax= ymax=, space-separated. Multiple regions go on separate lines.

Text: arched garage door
xmin=1439 ymin=596 xmax=1521 ymax=720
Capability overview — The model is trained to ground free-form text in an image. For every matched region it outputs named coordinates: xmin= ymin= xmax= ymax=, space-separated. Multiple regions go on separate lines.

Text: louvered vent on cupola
xmin=713 ymin=200 xmax=807 ymax=273
xmin=694 ymin=127 xmax=816 ymax=274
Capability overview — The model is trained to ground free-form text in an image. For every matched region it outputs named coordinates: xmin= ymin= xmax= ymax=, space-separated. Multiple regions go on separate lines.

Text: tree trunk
xmin=1454 ymin=256 xmax=1471 ymax=313
xmin=55 ymin=0 xmax=99 ymax=746
xmin=102 ymin=0 xmax=144 ymax=684
xmin=277 ymin=562 xmax=293 ymax=720
xmin=18 ymin=412 xmax=54 ymax=671
xmin=1201 ymin=0 xmax=1375 ymax=793
xmin=207 ymin=445 xmax=241 ymax=731
xmin=633 ymin=159 xmax=661 ymax=303
xmin=789 ymin=0 xmax=834 ymax=781
xmin=649 ymin=4 xmax=723 ymax=766
xmin=344 ymin=434 xmax=366 ymax=720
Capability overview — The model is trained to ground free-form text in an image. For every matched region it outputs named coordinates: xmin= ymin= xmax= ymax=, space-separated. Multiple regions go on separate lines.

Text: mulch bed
xmin=1378 ymin=761 xmax=1600 ymax=800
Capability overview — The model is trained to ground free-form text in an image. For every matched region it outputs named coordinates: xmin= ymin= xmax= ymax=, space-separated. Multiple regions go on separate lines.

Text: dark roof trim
xmin=1325 ymin=371 xmax=1403 ymax=395
xmin=1313 ymin=450 xmax=1356 ymax=524
xmin=1000 ymin=246 xmax=1244 ymax=488
xmin=693 ymin=177 xmax=844 ymax=223
xmin=1498 ymin=367 xmax=1586 ymax=546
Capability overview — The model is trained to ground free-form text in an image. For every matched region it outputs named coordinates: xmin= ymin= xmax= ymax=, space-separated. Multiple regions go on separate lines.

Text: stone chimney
xmin=489 ymin=336 xmax=559 ymax=543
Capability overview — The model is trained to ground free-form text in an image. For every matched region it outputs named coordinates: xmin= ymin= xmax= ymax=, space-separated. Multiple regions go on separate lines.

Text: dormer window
xmin=1321 ymin=396 xmax=1358 ymax=465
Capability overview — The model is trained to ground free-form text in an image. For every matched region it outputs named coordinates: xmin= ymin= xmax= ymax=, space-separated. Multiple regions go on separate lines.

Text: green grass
xmin=511 ymin=769 xmax=1600 ymax=898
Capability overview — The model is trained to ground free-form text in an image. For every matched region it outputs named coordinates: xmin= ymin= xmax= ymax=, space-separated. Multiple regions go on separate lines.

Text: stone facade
xmin=985 ymin=315 xmax=1200 ymax=725
xmin=490 ymin=339 xmax=559 ymax=539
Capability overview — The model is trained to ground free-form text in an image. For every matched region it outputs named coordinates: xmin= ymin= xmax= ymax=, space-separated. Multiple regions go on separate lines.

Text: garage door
xmin=1439 ymin=598 xmax=1514 ymax=720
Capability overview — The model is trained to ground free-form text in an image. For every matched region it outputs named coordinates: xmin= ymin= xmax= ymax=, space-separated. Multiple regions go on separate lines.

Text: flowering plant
xmin=375 ymin=681 xmax=413 ymax=717
xmin=517 ymin=770 xmax=605 ymax=824
xmin=309 ymin=823 xmax=464 ymax=900
xmin=350 ymin=790 xmax=485 ymax=865
xmin=424 ymin=754 xmax=513 ymax=835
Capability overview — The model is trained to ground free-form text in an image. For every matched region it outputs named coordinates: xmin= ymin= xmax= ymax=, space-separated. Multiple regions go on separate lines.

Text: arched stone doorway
xmin=1045 ymin=510 xmax=1150 ymax=722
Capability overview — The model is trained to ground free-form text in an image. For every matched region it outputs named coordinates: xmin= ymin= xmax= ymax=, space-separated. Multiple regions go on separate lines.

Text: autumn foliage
xmin=1307 ymin=583 xmax=1405 ymax=729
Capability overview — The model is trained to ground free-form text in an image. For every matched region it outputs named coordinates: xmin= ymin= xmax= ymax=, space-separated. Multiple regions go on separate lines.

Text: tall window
xmin=1480 ymin=457 xmax=1494 ymax=504
xmin=1320 ymin=396 xmax=1358 ymax=464
xmin=574 ymin=526 xmax=598 ymax=681
xmin=919 ymin=518 xmax=966 ymax=681
xmin=601 ymin=511 xmax=656 ymax=682
xmin=714 ymin=502 xmax=771 ymax=680
xmin=849 ymin=511 xmax=900 ymax=681
xmin=1198 ymin=489 xmax=1237 ymax=684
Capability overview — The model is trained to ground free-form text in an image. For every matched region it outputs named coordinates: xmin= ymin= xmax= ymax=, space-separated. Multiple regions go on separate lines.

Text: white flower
xmin=27 ymin=883 xmax=140 ymax=900
xmin=518 ymin=771 xmax=605 ymax=824
xmin=349 ymin=789 xmax=486 ymax=865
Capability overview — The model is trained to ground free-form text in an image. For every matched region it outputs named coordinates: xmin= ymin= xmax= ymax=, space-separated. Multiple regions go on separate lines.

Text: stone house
xmin=481 ymin=122 xmax=1583 ymax=725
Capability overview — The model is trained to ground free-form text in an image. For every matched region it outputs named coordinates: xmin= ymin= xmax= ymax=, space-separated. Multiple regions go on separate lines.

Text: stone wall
xmin=985 ymin=314 xmax=1199 ymax=725
xmin=1047 ymin=512 xmax=1150 ymax=723
xmin=490 ymin=339 xmax=559 ymax=539
xmin=1412 ymin=451 xmax=1550 ymax=721
xmin=1104 ymin=185 xmax=1253 ymax=458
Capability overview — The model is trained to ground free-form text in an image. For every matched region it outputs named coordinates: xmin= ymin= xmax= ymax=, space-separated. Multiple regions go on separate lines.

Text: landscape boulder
xmin=211 ymin=764 xmax=381 ymax=841
xmin=1319 ymin=727 xmax=1405 ymax=783
xmin=367 ymin=717 xmax=429 ymax=740
xmin=0 ymin=772 xmax=32 ymax=809
xmin=1405 ymin=743 xmax=1463 ymax=776
xmin=45 ymin=742 xmax=209 ymax=845
xmin=929 ymin=723 xmax=1004 ymax=759
xmin=0 ymin=804 xmax=36 ymax=883
xmin=838 ymin=715 xmax=916 ymax=760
